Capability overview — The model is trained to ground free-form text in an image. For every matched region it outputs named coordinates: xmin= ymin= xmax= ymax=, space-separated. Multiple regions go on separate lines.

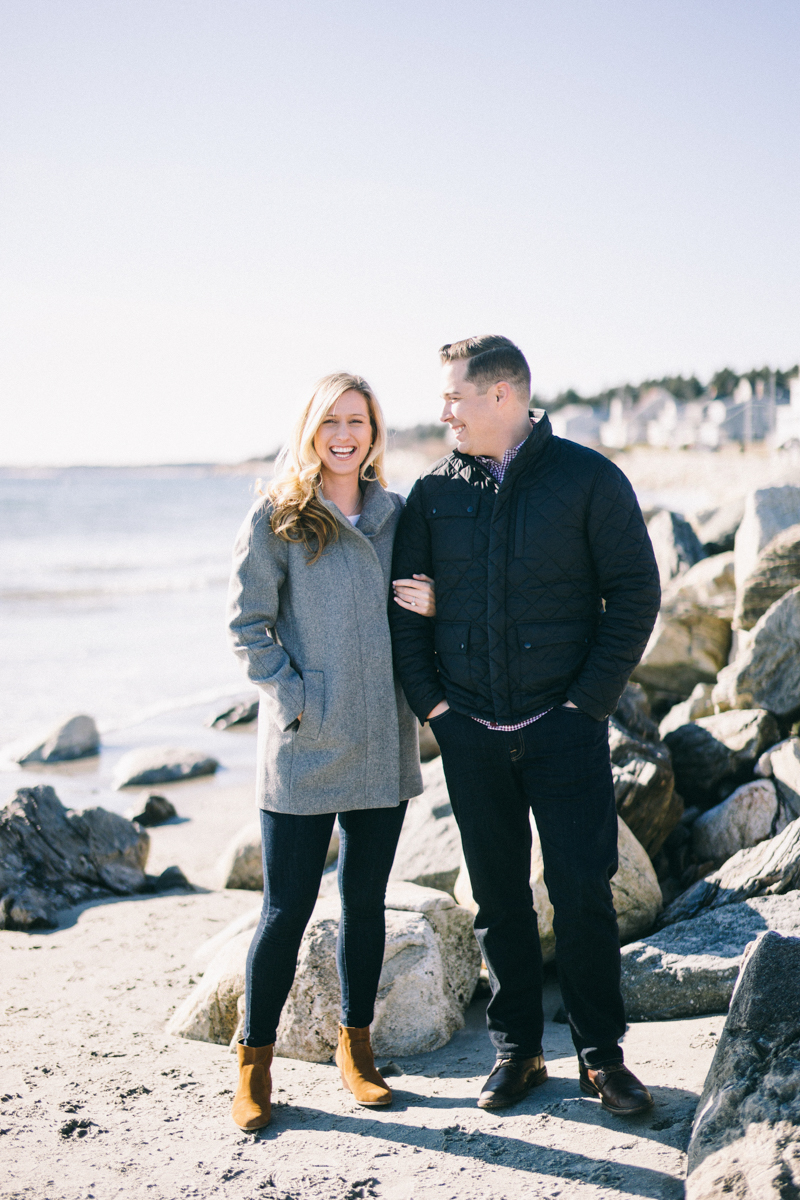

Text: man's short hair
xmin=439 ymin=335 xmax=531 ymax=399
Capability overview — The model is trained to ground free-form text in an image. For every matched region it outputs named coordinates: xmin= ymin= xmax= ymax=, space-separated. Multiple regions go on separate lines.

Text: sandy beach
xmin=1 ymin=742 xmax=725 ymax=1200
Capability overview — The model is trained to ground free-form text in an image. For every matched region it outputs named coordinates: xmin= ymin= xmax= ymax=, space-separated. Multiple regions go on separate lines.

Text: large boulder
xmin=658 ymin=684 xmax=715 ymax=739
xmin=205 ymin=696 xmax=259 ymax=729
xmin=612 ymin=682 xmax=660 ymax=742
xmin=454 ymin=813 xmax=662 ymax=961
xmin=0 ymin=785 xmax=150 ymax=930
xmin=608 ymin=718 xmax=681 ymax=856
xmin=214 ymin=820 xmax=339 ymax=890
xmin=694 ymin=497 xmax=745 ymax=556
xmin=633 ymin=554 xmax=734 ymax=699
xmin=647 ymin=510 xmax=706 ymax=588
xmin=769 ymin=739 xmax=800 ymax=816
xmin=713 ymin=586 xmax=800 ymax=717
xmin=660 ymin=815 xmax=800 ymax=927
xmin=6 ymin=714 xmax=100 ymax=764
xmin=168 ymin=882 xmax=481 ymax=1060
xmin=389 ymin=757 xmax=461 ymax=894
xmin=733 ymin=484 xmax=800 ymax=591
xmin=621 ymin=893 xmax=800 ymax=1022
xmin=113 ymin=746 xmax=218 ymax=789
xmin=685 ymin=931 xmax=800 ymax=1199
xmin=691 ymin=780 xmax=792 ymax=866
xmin=662 ymin=708 xmax=780 ymax=807
xmin=734 ymin=523 xmax=800 ymax=631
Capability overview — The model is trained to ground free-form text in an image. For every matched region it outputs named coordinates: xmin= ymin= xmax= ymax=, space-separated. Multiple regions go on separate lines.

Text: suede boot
xmin=231 ymin=1042 xmax=273 ymax=1130
xmin=335 ymin=1024 xmax=392 ymax=1107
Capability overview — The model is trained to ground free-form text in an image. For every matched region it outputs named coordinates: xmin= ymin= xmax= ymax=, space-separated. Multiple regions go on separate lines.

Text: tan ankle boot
xmin=335 ymin=1024 xmax=392 ymax=1107
xmin=231 ymin=1042 xmax=273 ymax=1130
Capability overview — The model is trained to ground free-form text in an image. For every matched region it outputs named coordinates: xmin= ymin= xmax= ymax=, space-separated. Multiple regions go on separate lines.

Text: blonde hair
xmin=267 ymin=373 xmax=388 ymax=563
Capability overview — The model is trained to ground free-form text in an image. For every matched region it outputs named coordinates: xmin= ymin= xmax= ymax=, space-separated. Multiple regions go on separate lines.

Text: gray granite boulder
xmin=633 ymin=553 xmax=734 ymax=698
xmin=694 ymin=497 xmax=745 ymax=556
xmin=621 ymin=893 xmax=800 ymax=1021
xmin=660 ymin=816 xmax=800 ymax=927
xmin=612 ymin=682 xmax=660 ymax=742
xmin=733 ymin=484 xmax=800 ymax=591
xmin=692 ymin=780 xmax=792 ymax=867
xmin=608 ymin=718 xmax=681 ymax=856
xmin=734 ymin=522 xmax=800 ymax=631
xmin=768 ymin=738 xmax=800 ymax=817
xmin=113 ymin=746 xmax=218 ymax=789
xmin=647 ymin=510 xmax=706 ymax=588
xmin=713 ymin=586 xmax=800 ymax=717
xmin=127 ymin=794 xmax=177 ymax=827
xmin=658 ymin=684 xmax=716 ymax=739
xmin=169 ymin=882 xmax=481 ymax=1060
xmin=663 ymin=708 xmax=780 ymax=806
xmin=0 ymin=785 xmax=150 ymax=930
xmin=215 ymin=819 xmax=339 ymax=890
xmin=686 ymin=930 xmax=800 ymax=1199
xmin=390 ymin=756 xmax=461 ymax=894
xmin=7 ymin=714 xmax=100 ymax=764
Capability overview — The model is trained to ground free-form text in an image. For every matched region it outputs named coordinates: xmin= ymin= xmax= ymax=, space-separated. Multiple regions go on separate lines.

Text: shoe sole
xmin=579 ymin=1080 xmax=654 ymax=1115
xmin=477 ymin=1067 xmax=548 ymax=1109
xmin=232 ymin=1115 xmax=272 ymax=1131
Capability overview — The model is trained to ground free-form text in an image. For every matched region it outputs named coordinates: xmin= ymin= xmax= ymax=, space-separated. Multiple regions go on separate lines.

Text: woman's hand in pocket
xmin=392 ymin=573 xmax=436 ymax=617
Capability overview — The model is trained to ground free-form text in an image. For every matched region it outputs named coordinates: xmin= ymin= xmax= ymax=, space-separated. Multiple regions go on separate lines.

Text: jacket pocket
xmin=428 ymin=494 xmax=479 ymax=561
xmin=515 ymin=620 xmax=593 ymax=693
xmin=434 ymin=622 xmax=472 ymax=689
xmin=296 ymin=670 xmax=325 ymax=742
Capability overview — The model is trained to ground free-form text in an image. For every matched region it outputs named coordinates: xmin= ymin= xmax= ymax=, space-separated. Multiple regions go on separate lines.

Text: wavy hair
xmin=267 ymin=373 xmax=388 ymax=563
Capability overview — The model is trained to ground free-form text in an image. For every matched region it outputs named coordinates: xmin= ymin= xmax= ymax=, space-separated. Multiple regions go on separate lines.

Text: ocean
xmin=0 ymin=465 xmax=264 ymax=747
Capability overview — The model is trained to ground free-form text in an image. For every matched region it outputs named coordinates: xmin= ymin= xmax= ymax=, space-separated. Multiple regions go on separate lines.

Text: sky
xmin=1 ymin=1 xmax=799 ymax=465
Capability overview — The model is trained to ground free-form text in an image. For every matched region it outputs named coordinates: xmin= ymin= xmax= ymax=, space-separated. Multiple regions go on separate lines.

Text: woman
xmin=226 ymin=372 xmax=434 ymax=1131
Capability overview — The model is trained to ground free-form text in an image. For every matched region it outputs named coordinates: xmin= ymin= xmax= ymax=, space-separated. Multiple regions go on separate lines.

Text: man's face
xmin=440 ymin=359 xmax=497 ymax=456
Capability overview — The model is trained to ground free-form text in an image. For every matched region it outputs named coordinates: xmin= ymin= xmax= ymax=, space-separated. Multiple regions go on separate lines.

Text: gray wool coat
xmin=226 ymin=480 xmax=423 ymax=815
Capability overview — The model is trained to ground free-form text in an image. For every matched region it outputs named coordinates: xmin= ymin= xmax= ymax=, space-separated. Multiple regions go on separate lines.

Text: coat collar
xmin=449 ymin=409 xmax=553 ymax=488
xmin=320 ymin=479 xmax=395 ymax=539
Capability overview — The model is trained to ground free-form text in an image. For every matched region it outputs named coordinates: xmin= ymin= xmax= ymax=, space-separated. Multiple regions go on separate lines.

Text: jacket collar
xmin=320 ymin=479 xmax=394 ymax=539
xmin=450 ymin=409 xmax=553 ymax=487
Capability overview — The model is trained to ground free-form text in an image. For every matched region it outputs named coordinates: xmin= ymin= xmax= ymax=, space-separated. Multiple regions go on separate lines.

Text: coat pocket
xmin=296 ymin=670 xmax=325 ymax=742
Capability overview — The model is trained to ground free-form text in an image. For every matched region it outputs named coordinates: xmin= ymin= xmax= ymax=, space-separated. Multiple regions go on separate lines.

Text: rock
xmin=658 ymin=684 xmax=716 ymax=739
xmin=686 ymin=930 xmax=800 ymax=1199
xmin=712 ymin=586 xmax=800 ymax=717
xmin=146 ymin=865 xmax=193 ymax=892
xmin=695 ymin=497 xmax=745 ymax=556
xmin=733 ymin=484 xmax=800 ymax=591
xmin=168 ymin=882 xmax=481 ymax=1060
xmin=633 ymin=554 xmax=735 ymax=699
xmin=417 ymin=722 xmax=441 ymax=762
xmin=770 ymin=739 xmax=800 ymax=816
xmin=647 ymin=510 xmax=706 ymax=587
xmin=662 ymin=708 xmax=780 ymax=807
xmin=608 ymin=717 xmax=681 ymax=856
xmin=660 ymin=815 xmax=800 ymax=927
xmin=691 ymin=780 xmax=792 ymax=866
xmin=621 ymin=893 xmax=800 ymax=1022
xmin=0 ymin=785 xmax=150 ymax=930
xmin=128 ymin=794 xmax=177 ymax=827
xmin=612 ymin=682 xmax=660 ymax=742
xmin=205 ymin=696 xmax=259 ymax=729
xmin=389 ymin=757 xmax=461 ymax=894
xmin=113 ymin=746 xmax=218 ymax=789
xmin=214 ymin=820 xmax=339 ymax=890
xmin=454 ymin=813 xmax=661 ymax=962
xmin=7 ymin=714 xmax=100 ymax=764
xmin=734 ymin=523 xmax=800 ymax=631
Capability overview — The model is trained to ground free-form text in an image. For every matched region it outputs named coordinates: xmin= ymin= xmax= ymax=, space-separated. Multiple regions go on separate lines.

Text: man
xmin=389 ymin=335 xmax=660 ymax=1115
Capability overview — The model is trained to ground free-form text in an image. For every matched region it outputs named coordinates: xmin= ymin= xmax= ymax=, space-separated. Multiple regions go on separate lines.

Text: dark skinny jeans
xmin=430 ymin=705 xmax=625 ymax=1069
xmin=242 ymin=802 xmax=407 ymax=1047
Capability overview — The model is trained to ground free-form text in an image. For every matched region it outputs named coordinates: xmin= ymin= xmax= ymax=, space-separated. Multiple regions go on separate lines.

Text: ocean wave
xmin=0 ymin=576 xmax=230 ymax=602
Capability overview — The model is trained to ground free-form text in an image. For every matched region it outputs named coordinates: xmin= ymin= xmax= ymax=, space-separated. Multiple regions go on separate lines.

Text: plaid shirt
xmin=472 ymin=419 xmax=553 ymax=731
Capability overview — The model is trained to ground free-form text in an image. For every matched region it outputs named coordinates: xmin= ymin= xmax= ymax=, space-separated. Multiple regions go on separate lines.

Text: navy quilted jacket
xmin=389 ymin=412 xmax=660 ymax=725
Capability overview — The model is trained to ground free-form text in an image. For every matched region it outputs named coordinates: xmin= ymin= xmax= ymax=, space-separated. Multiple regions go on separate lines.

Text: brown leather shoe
xmin=231 ymin=1042 xmax=273 ymax=1130
xmin=335 ymin=1025 xmax=392 ymax=1107
xmin=477 ymin=1055 xmax=548 ymax=1110
xmin=579 ymin=1063 xmax=653 ymax=1115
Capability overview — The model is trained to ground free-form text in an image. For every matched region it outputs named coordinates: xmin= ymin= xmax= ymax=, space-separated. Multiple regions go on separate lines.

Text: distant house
xmin=548 ymin=403 xmax=602 ymax=446
xmin=775 ymin=377 xmax=800 ymax=448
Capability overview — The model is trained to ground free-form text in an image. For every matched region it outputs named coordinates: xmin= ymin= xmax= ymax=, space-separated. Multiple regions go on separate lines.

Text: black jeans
xmin=242 ymin=802 xmax=407 ymax=1047
xmin=431 ymin=706 xmax=625 ymax=1069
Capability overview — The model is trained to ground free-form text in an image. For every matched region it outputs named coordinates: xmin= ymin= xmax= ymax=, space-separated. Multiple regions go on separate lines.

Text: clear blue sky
xmin=2 ymin=1 xmax=799 ymax=464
